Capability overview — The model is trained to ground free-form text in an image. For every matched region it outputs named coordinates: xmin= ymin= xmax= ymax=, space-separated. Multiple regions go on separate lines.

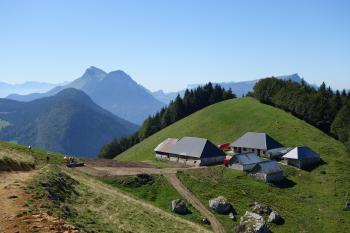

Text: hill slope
xmin=118 ymin=97 xmax=348 ymax=163
xmin=117 ymin=97 xmax=350 ymax=232
xmin=7 ymin=67 xmax=165 ymax=124
xmin=0 ymin=89 xmax=138 ymax=156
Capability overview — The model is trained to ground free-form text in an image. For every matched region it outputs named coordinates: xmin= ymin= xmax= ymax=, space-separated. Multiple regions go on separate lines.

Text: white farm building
xmin=282 ymin=146 xmax=320 ymax=169
xmin=230 ymin=132 xmax=283 ymax=156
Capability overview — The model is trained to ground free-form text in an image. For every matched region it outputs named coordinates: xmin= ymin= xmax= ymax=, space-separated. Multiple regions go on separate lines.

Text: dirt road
xmin=76 ymin=164 xmax=203 ymax=177
xmin=165 ymin=174 xmax=226 ymax=233
xmin=0 ymin=170 xmax=78 ymax=233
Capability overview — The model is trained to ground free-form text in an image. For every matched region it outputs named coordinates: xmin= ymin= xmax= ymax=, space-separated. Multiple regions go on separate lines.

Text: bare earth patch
xmin=0 ymin=171 xmax=77 ymax=233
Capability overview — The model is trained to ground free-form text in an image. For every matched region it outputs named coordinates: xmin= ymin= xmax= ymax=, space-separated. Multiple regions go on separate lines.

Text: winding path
xmin=165 ymin=173 xmax=226 ymax=233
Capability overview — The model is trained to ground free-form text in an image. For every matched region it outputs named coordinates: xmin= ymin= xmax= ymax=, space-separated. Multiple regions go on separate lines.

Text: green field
xmin=117 ymin=97 xmax=350 ymax=232
xmin=100 ymin=174 xmax=208 ymax=227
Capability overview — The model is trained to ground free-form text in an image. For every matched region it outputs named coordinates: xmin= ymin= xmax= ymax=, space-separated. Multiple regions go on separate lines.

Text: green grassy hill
xmin=117 ymin=97 xmax=350 ymax=232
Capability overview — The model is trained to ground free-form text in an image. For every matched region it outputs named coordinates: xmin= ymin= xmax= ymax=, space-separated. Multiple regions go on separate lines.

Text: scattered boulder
xmin=345 ymin=201 xmax=350 ymax=210
xmin=237 ymin=211 xmax=269 ymax=233
xmin=251 ymin=202 xmax=272 ymax=215
xmin=171 ymin=199 xmax=188 ymax=215
xmin=209 ymin=196 xmax=234 ymax=214
xmin=202 ymin=217 xmax=210 ymax=225
xmin=268 ymin=211 xmax=284 ymax=224
xmin=228 ymin=212 xmax=236 ymax=221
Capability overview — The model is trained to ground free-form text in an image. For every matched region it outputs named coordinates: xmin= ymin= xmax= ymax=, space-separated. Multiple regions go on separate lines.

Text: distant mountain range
xmin=0 ymin=88 xmax=138 ymax=157
xmin=7 ymin=67 xmax=165 ymax=124
xmin=152 ymin=73 xmax=312 ymax=104
xmin=0 ymin=81 xmax=62 ymax=98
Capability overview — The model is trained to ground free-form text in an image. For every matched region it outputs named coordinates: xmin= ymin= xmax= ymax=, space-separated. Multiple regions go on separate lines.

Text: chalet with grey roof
xmin=230 ymin=132 xmax=283 ymax=156
xmin=155 ymin=136 xmax=226 ymax=166
xmin=154 ymin=138 xmax=179 ymax=159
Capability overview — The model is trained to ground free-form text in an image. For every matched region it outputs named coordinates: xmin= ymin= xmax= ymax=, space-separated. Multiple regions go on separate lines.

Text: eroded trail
xmin=0 ymin=170 xmax=77 ymax=233
xmin=0 ymin=171 xmax=35 ymax=231
xmin=165 ymin=173 xmax=226 ymax=233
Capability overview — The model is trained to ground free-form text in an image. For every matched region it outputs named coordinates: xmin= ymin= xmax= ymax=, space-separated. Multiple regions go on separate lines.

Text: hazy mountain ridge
xmin=0 ymin=88 xmax=138 ymax=156
xmin=7 ymin=67 xmax=165 ymax=124
xmin=0 ymin=81 xmax=62 ymax=98
xmin=152 ymin=73 xmax=311 ymax=104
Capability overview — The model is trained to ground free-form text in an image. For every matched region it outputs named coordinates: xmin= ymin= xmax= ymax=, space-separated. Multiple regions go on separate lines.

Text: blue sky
xmin=1 ymin=0 xmax=349 ymax=91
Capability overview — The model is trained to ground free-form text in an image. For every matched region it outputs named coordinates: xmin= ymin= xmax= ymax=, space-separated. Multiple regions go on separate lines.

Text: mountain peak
xmin=82 ymin=66 xmax=107 ymax=80
xmin=105 ymin=70 xmax=135 ymax=83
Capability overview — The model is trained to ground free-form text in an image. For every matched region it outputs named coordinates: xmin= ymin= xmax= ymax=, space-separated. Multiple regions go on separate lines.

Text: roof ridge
xmin=264 ymin=133 xmax=268 ymax=150
xmin=200 ymin=139 xmax=209 ymax=156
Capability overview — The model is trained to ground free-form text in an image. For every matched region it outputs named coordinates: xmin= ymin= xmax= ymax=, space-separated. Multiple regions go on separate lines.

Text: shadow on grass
xmin=271 ymin=178 xmax=296 ymax=189
xmin=303 ymin=159 xmax=327 ymax=172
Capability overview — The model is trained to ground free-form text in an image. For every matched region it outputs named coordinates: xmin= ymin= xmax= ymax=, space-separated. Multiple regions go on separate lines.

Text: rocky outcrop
xmin=251 ymin=202 xmax=272 ymax=215
xmin=209 ymin=196 xmax=234 ymax=214
xmin=237 ymin=211 xmax=269 ymax=233
xmin=345 ymin=201 xmax=350 ymax=210
xmin=171 ymin=199 xmax=188 ymax=215
xmin=268 ymin=211 xmax=283 ymax=224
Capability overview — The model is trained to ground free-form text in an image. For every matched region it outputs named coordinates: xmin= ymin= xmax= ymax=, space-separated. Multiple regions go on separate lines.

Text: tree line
xmin=99 ymin=83 xmax=236 ymax=159
xmin=252 ymin=78 xmax=350 ymax=151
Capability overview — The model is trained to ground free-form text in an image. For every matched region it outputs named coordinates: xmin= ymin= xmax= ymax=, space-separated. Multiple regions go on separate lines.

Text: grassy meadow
xmin=100 ymin=174 xmax=208 ymax=227
xmin=117 ymin=97 xmax=350 ymax=232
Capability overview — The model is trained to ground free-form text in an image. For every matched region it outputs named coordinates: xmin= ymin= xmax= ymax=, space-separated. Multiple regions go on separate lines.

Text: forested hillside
xmin=0 ymin=89 xmax=138 ymax=156
xmin=99 ymin=83 xmax=235 ymax=158
xmin=253 ymin=78 xmax=350 ymax=150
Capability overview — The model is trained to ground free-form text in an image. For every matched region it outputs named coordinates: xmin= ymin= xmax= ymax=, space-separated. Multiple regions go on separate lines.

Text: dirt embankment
xmin=0 ymin=158 xmax=35 ymax=172
xmin=0 ymin=170 xmax=78 ymax=233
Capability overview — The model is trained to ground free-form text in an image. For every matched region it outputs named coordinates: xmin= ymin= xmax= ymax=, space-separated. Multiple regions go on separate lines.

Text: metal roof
xmin=254 ymin=160 xmax=282 ymax=174
xmin=282 ymin=146 xmax=320 ymax=160
xmin=154 ymin=138 xmax=179 ymax=153
xmin=231 ymin=152 xmax=261 ymax=165
xmin=230 ymin=132 xmax=283 ymax=150
xmin=267 ymin=147 xmax=292 ymax=157
xmin=168 ymin=136 xmax=226 ymax=159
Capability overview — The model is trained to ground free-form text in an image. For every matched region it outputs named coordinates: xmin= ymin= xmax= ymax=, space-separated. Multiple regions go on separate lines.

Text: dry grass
xmin=30 ymin=166 xmax=211 ymax=233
